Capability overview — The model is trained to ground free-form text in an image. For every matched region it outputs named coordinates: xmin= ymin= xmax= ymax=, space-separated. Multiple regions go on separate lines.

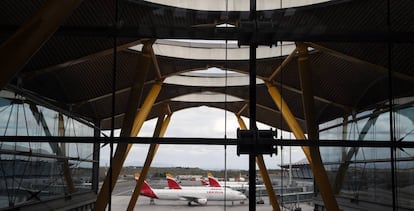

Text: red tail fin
xmin=201 ymin=177 xmax=209 ymax=186
xmin=207 ymin=173 xmax=221 ymax=187
xmin=140 ymin=180 xmax=158 ymax=198
xmin=135 ymin=173 xmax=158 ymax=198
xmin=166 ymin=173 xmax=182 ymax=189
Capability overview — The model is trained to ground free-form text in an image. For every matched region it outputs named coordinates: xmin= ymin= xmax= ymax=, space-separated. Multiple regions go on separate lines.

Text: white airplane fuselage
xmin=141 ymin=185 xmax=246 ymax=205
xmin=219 ymin=181 xmax=249 ymax=189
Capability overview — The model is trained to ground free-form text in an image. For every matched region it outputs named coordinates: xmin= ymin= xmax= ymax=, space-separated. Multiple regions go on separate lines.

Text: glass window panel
xmin=320 ymin=147 xmax=393 ymax=209
xmin=0 ymin=96 xmax=95 ymax=209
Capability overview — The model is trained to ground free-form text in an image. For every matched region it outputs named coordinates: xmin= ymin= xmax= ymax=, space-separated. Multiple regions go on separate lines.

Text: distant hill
xmin=99 ymin=166 xmax=282 ymax=181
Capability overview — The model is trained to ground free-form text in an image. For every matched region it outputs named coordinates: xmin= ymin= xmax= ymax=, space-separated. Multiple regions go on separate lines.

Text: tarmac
xmin=107 ymin=180 xmax=315 ymax=211
xmin=110 ymin=195 xmax=315 ymax=211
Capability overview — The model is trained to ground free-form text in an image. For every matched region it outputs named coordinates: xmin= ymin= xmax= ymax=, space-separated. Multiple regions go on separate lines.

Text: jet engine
xmin=195 ymin=198 xmax=207 ymax=205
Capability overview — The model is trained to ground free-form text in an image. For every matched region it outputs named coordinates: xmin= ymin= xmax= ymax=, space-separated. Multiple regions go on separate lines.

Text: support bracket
xmin=236 ymin=129 xmax=278 ymax=156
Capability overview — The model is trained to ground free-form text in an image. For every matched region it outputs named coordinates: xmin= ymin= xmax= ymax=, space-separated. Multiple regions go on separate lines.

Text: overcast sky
xmin=100 ymin=106 xmax=305 ymax=170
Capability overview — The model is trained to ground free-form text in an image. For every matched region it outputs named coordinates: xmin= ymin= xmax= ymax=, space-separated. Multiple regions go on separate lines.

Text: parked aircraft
xmin=207 ymin=172 xmax=249 ymax=189
xmin=201 ymin=177 xmax=209 ymax=186
xmin=166 ymin=173 xmax=205 ymax=190
xmin=137 ymin=174 xmax=247 ymax=205
xmin=166 ymin=173 xmax=183 ymax=189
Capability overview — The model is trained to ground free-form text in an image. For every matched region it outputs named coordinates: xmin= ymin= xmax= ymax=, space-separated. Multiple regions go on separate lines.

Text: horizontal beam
xmin=1 ymin=136 xmax=413 ymax=148
xmin=0 ymin=149 xmax=97 ymax=162
xmin=2 ymin=26 xmax=414 ymax=42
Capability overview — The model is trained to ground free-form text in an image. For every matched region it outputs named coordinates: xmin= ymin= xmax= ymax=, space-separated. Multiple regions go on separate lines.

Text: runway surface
xmin=106 ymin=180 xmax=314 ymax=210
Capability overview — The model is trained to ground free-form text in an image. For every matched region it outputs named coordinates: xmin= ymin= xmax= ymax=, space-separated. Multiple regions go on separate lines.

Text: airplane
xmin=166 ymin=173 xmax=215 ymax=190
xmin=166 ymin=173 xmax=184 ymax=189
xmin=207 ymin=172 xmax=249 ymax=189
xmin=137 ymin=174 xmax=247 ymax=206
xmin=206 ymin=173 xmax=267 ymax=195
xmin=200 ymin=177 xmax=209 ymax=186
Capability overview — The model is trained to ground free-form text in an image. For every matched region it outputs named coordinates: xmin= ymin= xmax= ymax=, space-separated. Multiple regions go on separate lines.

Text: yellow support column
xmin=268 ymin=47 xmax=297 ymax=82
xmin=265 ymin=82 xmax=339 ymax=211
xmin=58 ymin=113 xmax=75 ymax=194
xmin=29 ymin=104 xmax=76 ymax=194
xmin=121 ymin=40 xmax=154 ymax=137
xmin=296 ymin=42 xmax=339 ymax=211
xmin=0 ymin=0 xmax=83 ymax=89
xmin=265 ymin=83 xmax=307 ymax=136
xmin=334 ymin=116 xmax=349 ymax=194
xmin=127 ymin=112 xmax=172 ymax=210
xmin=94 ymin=81 xmax=163 ymax=211
xmin=296 ymin=42 xmax=318 ymax=139
xmin=236 ymin=114 xmax=280 ymax=211
xmin=58 ymin=113 xmax=65 ymax=138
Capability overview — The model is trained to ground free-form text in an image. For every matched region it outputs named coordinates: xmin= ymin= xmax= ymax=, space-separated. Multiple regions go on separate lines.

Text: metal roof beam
xmin=271 ymin=81 xmax=352 ymax=112
xmin=171 ymin=64 xmax=352 ymax=112
xmin=267 ymin=47 xmax=297 ymax=82
xmin=306 ymin=42 xmax=414 ymax=82
xmin=149 ymin=40 xmax=163 ymax=79
xmin=237 ymin=103 xmax=249 ymax=116
xmin=0 ymin=0 xmax=84 ymax=90
xmin=23 ymin=40 xmax=147 ymax=80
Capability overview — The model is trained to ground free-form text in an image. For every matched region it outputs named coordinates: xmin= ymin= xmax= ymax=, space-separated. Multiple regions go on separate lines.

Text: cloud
xmin=100 ymin=106 xmax=305 ymax=170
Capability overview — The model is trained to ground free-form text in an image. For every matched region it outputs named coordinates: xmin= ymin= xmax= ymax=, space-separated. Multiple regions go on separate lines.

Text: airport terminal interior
xmin=0 ymin=0 xmax=414 ymax=210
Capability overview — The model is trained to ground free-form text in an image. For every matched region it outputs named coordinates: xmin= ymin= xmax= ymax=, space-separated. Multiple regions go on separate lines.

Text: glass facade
xmin=0 ymin=92 xmax=95 ymax=209
xmin=1 ymin=0 xmax=413 ymax=210
xmin=319 ymin=100 xmax=414 ymax=210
